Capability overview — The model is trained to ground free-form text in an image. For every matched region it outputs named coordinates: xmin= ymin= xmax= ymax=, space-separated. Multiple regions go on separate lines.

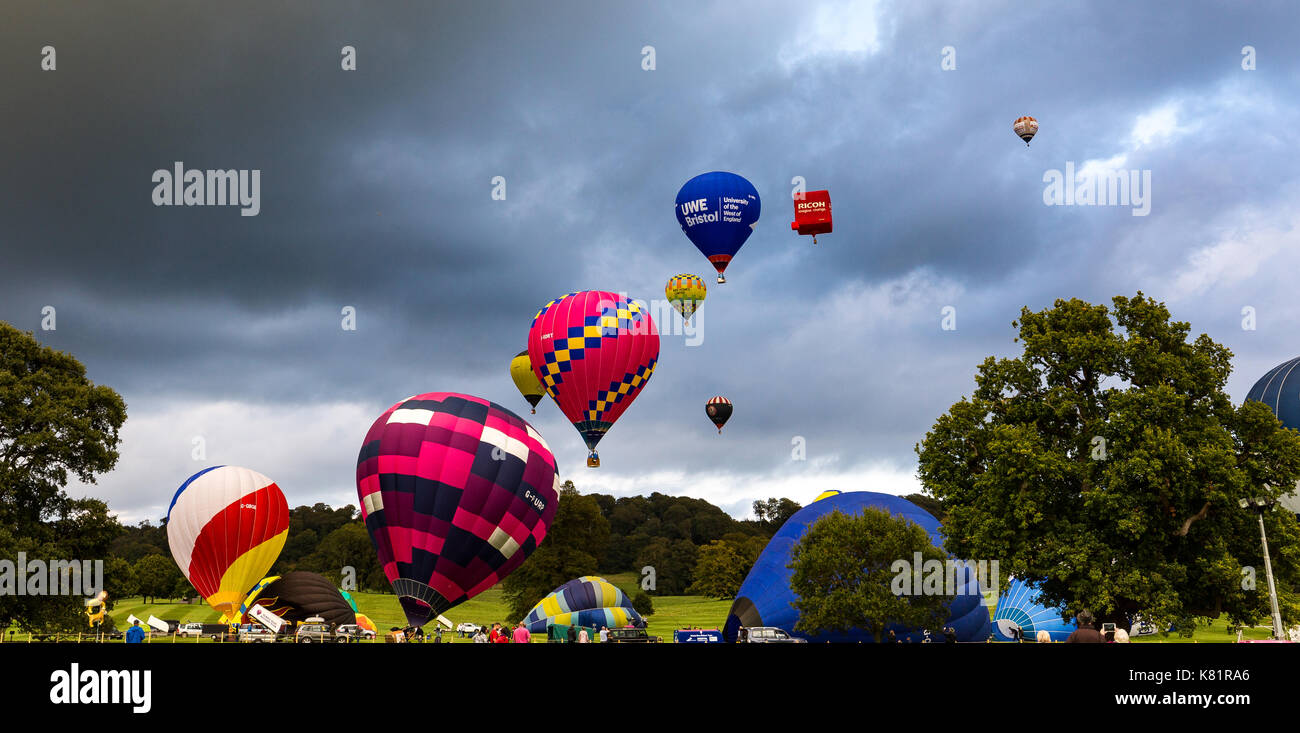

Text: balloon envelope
xmin=675 ymin=172 xmax=760 ymax=282
xmin=665 ymin=273 xmax=707 ymax=322
xmin=242 ymin=572 xmax=358 ymax=627
xmin=522 ymin=576 xmax=643 ymax=634
xmin=723 ymin=491 xmax=991 ymax=643
xmin=356 ymin=392 xmax=561 ymax=626
xmin=509 ymin=350 xmax=545 ymax=413
xmin=528 ymin=291 xmax=659 ymax=463
xmin=167 ymin=466 xmax=289 ymax=618
xmin=1013 ymin=116 xmax=1038 ymax=145
xmin=706 ymin=396 xmax=732 ymax=432
xmin=991 ymin=577 xmax=1076 ymax=642
xmin=1245 ymin=356 xmax=1300 ymax=513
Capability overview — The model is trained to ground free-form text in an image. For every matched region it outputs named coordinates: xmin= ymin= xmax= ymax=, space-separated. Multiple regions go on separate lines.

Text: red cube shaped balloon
xmin=791 ymin=190 xmax=832 ymax=244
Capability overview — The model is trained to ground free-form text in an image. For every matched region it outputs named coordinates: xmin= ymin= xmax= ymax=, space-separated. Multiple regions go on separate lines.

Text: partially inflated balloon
xmin=992 ymin=577 xmax=1076 ymax=642
xmin=665 ymin=273 xmax=707 ymax=323
xmin=528 ymin=291 xmax=660 ymax=467
xmin=675 ymin=172 xmax=761 ymax=283
xmin=242 ymin=571 xmax=357 ymax=627
xmin=522 ymin=576 xmax=643 ymax=634
xmin=167 ymin=466 xmax=289 ymax=618
xmin=509 ymin=350 xmax=545 ymax=414
xmin=706 ymin=396 xmax=732 ymax=433
xmin=723 ymin=491 xmax=991 ymax=643
xmin=356 ymin=392 xmax=560 ymax=627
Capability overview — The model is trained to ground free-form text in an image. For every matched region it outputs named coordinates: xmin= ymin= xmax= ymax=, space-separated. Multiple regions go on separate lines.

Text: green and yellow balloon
xmin=665 ymin=273 xmax=707 ymax=324
xmin=509 ymin=350 xmax=545 ymax=414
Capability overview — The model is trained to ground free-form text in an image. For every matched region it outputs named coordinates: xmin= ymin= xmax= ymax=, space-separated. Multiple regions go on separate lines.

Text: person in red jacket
xmin=494 ymin=625 xmax=512 ymax=643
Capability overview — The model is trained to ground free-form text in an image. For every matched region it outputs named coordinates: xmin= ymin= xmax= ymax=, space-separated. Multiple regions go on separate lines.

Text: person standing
xmin=599 ymin=626 xmax=608 ymax=643
xmin=473 ymin=626 xmax=488 ymax=643
xmin=567 ymin=624 xmax=578 ymax=644
xmin=1065 ymin=610 xmax=1105 ymax=643
xmin=512 ymin=623 xmax=531 ymax=644
xmin=125 ymin=620 xmax=145 ymax=644
xmin=578 ymin=627 xmax=589 ymax=644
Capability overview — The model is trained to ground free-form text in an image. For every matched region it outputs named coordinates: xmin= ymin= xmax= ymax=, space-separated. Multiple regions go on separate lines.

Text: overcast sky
xmin=4 ymin=1 xmax=1300 ymax=523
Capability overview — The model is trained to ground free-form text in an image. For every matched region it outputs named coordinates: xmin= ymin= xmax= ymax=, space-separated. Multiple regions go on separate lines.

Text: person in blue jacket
xmin=125 ymin=620 xmax=146 ymax=644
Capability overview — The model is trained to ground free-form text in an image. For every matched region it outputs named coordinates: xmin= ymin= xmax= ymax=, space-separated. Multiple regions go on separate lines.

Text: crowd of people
xmin=465 ymin=622 xmax=616 ymax=643
xmin=1062 ymin=610 xmax=1130 ymax=643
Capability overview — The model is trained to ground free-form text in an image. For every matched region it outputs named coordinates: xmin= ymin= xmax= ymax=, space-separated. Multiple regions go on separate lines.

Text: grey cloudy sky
xmin=4 ymin=1 xmax=1299 ymax=523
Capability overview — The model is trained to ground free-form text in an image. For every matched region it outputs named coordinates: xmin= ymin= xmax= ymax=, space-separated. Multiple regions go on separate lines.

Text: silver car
xmin=738 ymin=627 xmax=807 ymax=643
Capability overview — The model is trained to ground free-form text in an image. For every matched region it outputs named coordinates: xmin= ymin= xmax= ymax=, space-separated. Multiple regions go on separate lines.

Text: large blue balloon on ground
xmin=675 ymin=171 xmax=760 ymax=283
xmin=991 ymin=577 xmax=1076 ymax=641
xmin=1245 ymin=357 xmax=1300 ymax=513
xmin=723 ymin=491 xmax=991 ymax=643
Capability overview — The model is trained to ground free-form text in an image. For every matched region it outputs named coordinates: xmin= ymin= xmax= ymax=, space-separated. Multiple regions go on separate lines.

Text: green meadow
xmin=2 ymin=571 xmax=1277 ymax=642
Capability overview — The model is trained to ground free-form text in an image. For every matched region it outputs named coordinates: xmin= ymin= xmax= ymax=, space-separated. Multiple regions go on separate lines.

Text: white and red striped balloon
xmin=166 ymin=465 xmax=289 ymax=618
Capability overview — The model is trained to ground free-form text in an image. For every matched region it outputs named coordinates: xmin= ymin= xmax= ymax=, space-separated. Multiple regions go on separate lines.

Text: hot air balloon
xmin=705 ymin=396 xmax=732 ymax=433
xmin=665 ymin=273 xmax=707 ymax=324
xmin=723 ymin=491 xmax=991 ymax=643
xmin=791 ymin=190 xmax=832 ymax=245
xmin=355 ymin=613 xmax=377 ymax=634
xmin=166 ymin=465 xmax=289 ymax=619
xmin=528 ymin=291 xmax=660 ymax=468
xmin=521 ymin=576 xmax=643 ymax=634
xmin=991 ymin=577 xmax=1076 ymax=642
xmin=1244 ymin=357 xmax=1300 ymax=513
xmin=509 ymin=350 xmax=545 ymax=414
xmin=676 ymin=171 xmax=761 ymax=283
xmin=240 ymin=571 xmax=358 ymax=627
xmin=356 ymin=392 xmax=560 ymax=627
xmin=1013 ymin=116 xmax=1038 ymax=146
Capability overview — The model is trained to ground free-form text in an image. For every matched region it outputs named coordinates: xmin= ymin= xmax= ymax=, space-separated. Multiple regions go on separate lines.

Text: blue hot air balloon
xmin=723 ymin=491 xmax=991 ymax=643
xmin=675 ymin=171 xmax=761 ymax=283
xmin=991 ymin=577 xmax=1076 ymax=642
xmin=1245 ymin=356 xmax=1300 ymax=513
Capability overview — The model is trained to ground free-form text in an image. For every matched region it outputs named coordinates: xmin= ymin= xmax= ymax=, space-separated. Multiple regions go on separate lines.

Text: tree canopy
xmin=916 ymin=294 xmax=1300 ymax=629
xmin=788 ymin=508 xmax=951 ymax=642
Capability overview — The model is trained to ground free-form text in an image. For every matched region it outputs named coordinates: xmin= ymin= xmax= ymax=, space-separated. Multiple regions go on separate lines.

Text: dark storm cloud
xmin=4 ymin=1 xmax=1300 ymax=518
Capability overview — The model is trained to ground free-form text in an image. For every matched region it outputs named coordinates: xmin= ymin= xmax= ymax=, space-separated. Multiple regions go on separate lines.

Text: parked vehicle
xmin=239 ymin=626 xmax=277 ymax=643
xmin=456 ymin=622 xmax=481 ymax=637
xmin=605 ymin=628 xmax=662 ymax=643
xmin=296 ymin=622 xmax=344 ymax=643
xmin=674 ymin=628 xmax=724 ymax=643
xmin=177 ymin=623 xmax=205 ymax=638
xmin=736 ymin=626 xmax=806 ymax=643
xmin=336 ymin=624 xmax=376 ymax=641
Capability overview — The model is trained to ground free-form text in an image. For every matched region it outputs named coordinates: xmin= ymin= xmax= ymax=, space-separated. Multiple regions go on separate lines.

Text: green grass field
xmin=1 ymin=571 xmax=1281 ymax=643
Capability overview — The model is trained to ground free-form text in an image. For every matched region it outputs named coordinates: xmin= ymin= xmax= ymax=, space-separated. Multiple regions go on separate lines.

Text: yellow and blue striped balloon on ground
xmin=665 ymin=274 xmax=707 ymax=323
xmin=522 ymin=576 xmax=642 ymax=633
